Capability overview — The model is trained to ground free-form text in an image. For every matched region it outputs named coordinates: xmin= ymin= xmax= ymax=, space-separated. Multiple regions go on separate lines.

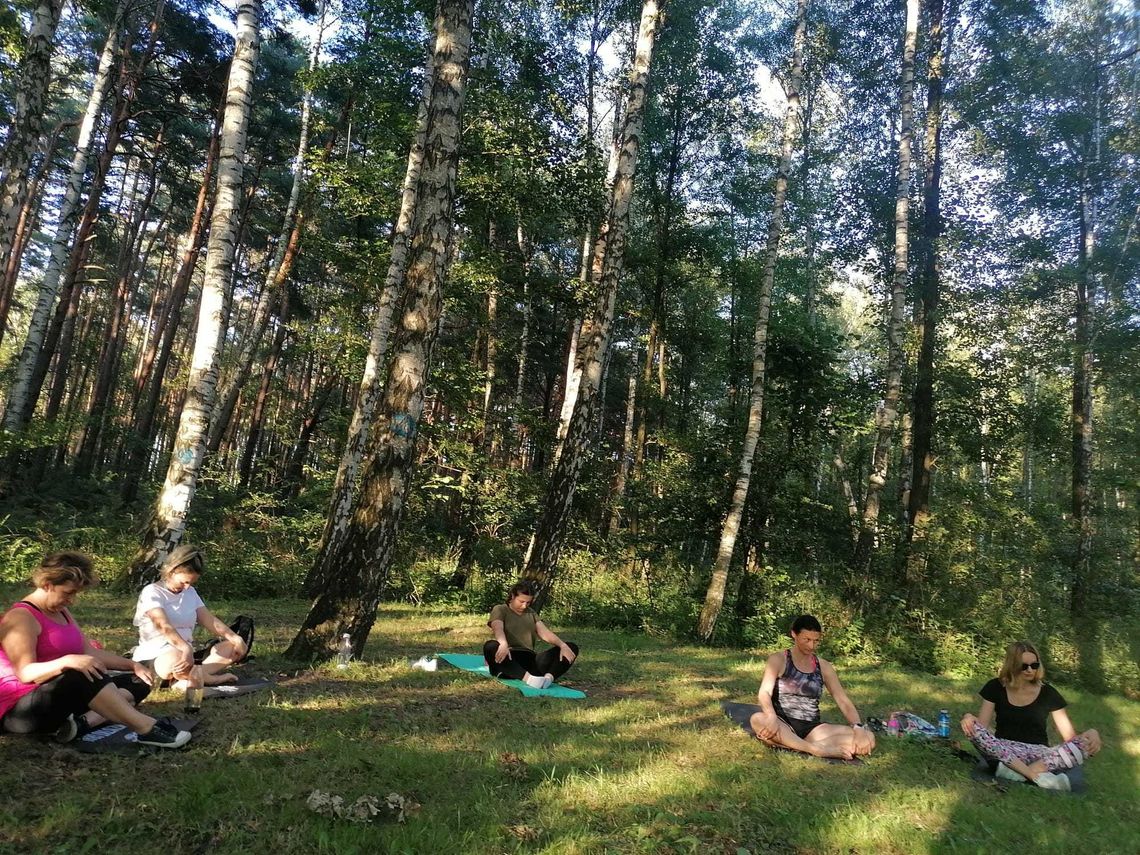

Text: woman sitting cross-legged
xmin=0 ymin=551 xmax=190 ymax=748
xmin=749 ymin=614 xmax=875 ymax=760
xmin=132 ymin=545 xmax=247 ymax=688
xmin=961 ymin=640 xmax=1101 ymax=791
xmin=482 ymin=581 xmax=578 ymax=689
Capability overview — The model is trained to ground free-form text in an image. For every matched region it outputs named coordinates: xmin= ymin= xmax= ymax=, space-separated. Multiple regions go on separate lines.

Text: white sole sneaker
xmin=1034 ymin=771 xmax=1071 ymax=791
xmin=995 ymin=762 xmax=1026 ymax=782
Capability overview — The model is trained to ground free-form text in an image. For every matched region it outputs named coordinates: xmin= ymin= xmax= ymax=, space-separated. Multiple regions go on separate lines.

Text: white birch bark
xmin=126 ymin=0 xmax=262 ymax=584
xmin=207 ymin=0 xmax=327 ymax=452
xmin=287 ymin=0 xmax=472 ymax=658
xmin=2 ymin=0 xmax=118 ymax=432
xmin=0 ymin=0 xmax=64 ymax=270
xmin=853 ymin=0 xmax=921 ymax=574
xmin=303 ymin=41 xmax=436 ymax=595
xmin=696 ymin=0 xmax=807 ymax=639
xmin=523 ymin=0 xmax=662 ymax=602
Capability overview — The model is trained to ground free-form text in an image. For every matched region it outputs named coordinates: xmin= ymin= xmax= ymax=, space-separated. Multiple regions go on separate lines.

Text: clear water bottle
xmin=887 ymin=713 xmax=899 ymax=737
xmin=938 ymin=709 xmax=951 ymax=738
xmin=336 ymin=633 xmax=352 ymax=669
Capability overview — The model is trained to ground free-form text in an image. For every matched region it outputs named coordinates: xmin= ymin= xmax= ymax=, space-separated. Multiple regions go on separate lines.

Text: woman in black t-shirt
xmin=960 ymin=640 xmax=1101 ymax=791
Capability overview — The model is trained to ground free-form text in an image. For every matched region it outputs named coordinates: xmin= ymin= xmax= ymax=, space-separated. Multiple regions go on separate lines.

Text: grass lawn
xmin=1 ymin=588 xmax=1138 ymax=854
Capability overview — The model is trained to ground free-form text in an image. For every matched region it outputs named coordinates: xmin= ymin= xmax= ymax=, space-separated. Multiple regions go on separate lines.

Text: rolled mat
xmin=436 ymin=653 xmax=587 ymax=699
xmin=73 ymin=717 xmax=199 ymax=756
xmin=721 ymin=701 xmax=865 ymax=765
xmin=203 ymin=676 xmax=273 ymax=699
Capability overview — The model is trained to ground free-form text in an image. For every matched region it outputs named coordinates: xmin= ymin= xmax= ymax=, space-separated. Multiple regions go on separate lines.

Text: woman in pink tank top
xmin=0 ymin=551 xmax=191 ymax=749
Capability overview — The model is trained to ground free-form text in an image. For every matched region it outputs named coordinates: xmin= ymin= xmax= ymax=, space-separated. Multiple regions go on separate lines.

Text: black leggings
xmin=482 ymin=640 xmax=579 ymax=682
xmin=0 ymin=670 xmax=150 ymax=735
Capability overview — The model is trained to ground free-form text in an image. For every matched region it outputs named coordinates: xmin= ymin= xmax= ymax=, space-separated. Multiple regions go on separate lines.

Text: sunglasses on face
xmin=1020 ymin=661 xmax=1041 ymax=672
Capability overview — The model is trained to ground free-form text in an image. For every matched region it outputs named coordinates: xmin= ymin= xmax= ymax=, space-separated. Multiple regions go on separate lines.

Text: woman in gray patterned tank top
xmin=749 ymin=615 xmax=876 ymax=759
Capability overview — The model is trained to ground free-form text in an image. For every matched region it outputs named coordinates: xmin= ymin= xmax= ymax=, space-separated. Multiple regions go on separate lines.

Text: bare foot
xmin=204 ymin=672 xmax=238 ymax=686
xmin=813 ymin=744 xmax=855 ymax=760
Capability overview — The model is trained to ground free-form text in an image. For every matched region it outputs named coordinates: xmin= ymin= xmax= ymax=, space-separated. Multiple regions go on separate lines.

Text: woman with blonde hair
xmin=0 ymin=551 xmax=190 ymax=747
xmin=961 ymin=640 xmax=1101 ymax=791
xmin=131 ymin=544 xmax=247 ymax=687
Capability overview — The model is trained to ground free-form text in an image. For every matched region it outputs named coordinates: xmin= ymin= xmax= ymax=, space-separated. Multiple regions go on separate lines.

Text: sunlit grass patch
xmin=0 ymin=593 xmax=1138 ymax=853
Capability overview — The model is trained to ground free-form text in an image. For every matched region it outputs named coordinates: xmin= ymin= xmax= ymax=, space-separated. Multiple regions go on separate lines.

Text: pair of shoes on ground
xmin=995 ymin=763 xmax=1071 ymax=792
xmin=523 ymin=672 xmax=555 ymax=689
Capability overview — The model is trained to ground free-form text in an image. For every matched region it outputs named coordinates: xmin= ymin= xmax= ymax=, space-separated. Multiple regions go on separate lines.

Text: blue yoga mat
xmin=437 ymin=653 xmax=587 ymax=699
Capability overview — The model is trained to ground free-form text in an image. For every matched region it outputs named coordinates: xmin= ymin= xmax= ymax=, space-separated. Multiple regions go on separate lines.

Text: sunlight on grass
xmin=2 ymin=599 xmax=1138 ymax=854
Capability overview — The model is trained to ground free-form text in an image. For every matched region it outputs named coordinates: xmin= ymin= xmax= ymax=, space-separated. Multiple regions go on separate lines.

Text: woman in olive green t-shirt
xmin=483 ymin=581 xmax=578 ymax=689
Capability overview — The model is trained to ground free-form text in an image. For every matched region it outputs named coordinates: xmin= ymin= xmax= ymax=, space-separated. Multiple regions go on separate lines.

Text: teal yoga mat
xmin=437 ymin=653 xmax=587 ymax=699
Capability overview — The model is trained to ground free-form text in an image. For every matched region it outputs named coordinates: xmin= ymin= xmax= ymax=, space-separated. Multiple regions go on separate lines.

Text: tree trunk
xmin=521 ymin=0 xmax=662 ymax=610
xmin=904 ymin=0 xmax=956 ymax=599
xmin=120 ymin=130 xmax=219 ymax=505
xmin=302 ymin=41 xmax=436 ymax=597
xmin=851 ymin=0 xmax=920 ymax=576
xmin=1070 ymin=164 xmax=1095 ymax=618
xmin=287 ymin=0 xmax=472 ymax=659
xmin=0 ymin=0 xmax=64 ymax=272
xmin=606 ymin=369 xmax=638 ymax=535
xmin=124 ymin=0 xmax=262 ymax=586
xmin=510 ymin=220 xmax=532 ymax=463
xmin=75 ymin=143 xmax=165 ymax=475
xmin=1 ymin=2 xmax=124 ymax=430
xmin=0 ymin=122 xmax=69 ymax=348
xmin=695 ymin=0 xmax=807 ymax=640
xmin=238 ymin=309 xmax=289 ymax=488
xmin=207 ymin=0 xmax=325 ymax=454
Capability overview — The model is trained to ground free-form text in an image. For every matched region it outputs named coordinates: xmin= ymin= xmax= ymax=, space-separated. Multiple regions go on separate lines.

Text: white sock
xmin=523 ymin=673 xmax=546 ymax=688
xmin=542 ymin=674 xmax=554 ymax=689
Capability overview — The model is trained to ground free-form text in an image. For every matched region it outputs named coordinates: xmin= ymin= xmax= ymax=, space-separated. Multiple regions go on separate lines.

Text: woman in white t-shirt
xmin=132 ymin=545 xmax=247 ymax=687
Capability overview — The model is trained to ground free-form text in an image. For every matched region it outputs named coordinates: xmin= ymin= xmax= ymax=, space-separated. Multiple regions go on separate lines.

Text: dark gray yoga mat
xmin=721 ymin=701 xmax=865 ymax=765
xmin=203 ymin=676 xmax=273 ymax=699
xmin=73 ymin=717 xmax=198 ymax=756
xmin=969 ymin=757 xmax=1086 ymax=794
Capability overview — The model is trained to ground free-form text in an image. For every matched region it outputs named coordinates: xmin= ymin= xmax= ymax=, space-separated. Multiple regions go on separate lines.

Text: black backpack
xmin=194 ymin=615 xmax=255 ymax=664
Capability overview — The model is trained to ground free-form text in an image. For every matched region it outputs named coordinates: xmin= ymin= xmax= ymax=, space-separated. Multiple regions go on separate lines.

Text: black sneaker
xmin=53 ymin=714 xmax=78 ymax=743
xmin=137 ymin=717 xmax=191 ymax=749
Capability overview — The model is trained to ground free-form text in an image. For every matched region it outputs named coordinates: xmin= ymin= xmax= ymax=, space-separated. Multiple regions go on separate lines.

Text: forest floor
xmin=1 ymin=590 xmax=1138 ymax=854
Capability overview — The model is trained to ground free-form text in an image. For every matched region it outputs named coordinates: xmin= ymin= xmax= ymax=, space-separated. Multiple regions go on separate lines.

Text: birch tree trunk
xmin=509 ymin=220 xmax=532 ymax=462
xmin=607 ymin=369 xmax=638 ymax=535
xmin=1 ymin=1 xmax=124 ymax=431
xmin=125 ymin=0 xmax=262 ymax=586
xmin=695 ymin=0 xmax=807 ymax=640
xmin=1070 ymin=164 xmax=1095 ymax=617
xmin=0 ymin=0 xmax=64 ymax=272
xmin=207 ymin=0 xmax=326 ymax=453
xmin=301 ymin=41 xmax=436 ymax=597
xmin=851 ymin=0 xmax=920 ymax=577
xmin=120 ymin=125 xmax=220 ymax=504
xmin=904 ymin=0 xmax=956 ymax=598
xmin=522 ymin=0 xmax=662 ymax=609
xmin=287 ymin=0 xmax=472 ymax=659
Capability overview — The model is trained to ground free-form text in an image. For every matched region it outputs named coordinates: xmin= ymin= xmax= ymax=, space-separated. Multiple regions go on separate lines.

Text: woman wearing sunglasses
xmin=960 ymin=640 xmax=1101 ymax=791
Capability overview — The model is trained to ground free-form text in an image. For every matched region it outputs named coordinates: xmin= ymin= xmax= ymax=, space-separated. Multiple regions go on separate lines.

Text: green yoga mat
xmin=436 ymin=653 xmax=586 ymax=699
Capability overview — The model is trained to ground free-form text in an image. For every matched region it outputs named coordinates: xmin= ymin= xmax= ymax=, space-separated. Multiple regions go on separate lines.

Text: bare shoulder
xmin=818 ymin=656 xmax=839 ymax=676
xmin=1 ymin=605 xmax=37 ymax=630
xmin=764 ymin=651 xmax=785 ymax=670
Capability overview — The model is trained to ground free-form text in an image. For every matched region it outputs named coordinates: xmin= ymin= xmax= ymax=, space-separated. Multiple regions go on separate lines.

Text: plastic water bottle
xmin=938 ymin=709 xmax=951 ymax=738
xmin=887 ymin=713 xmax=899 ymax=737
xmin=336 ymin=633 xmax=352 ymax=669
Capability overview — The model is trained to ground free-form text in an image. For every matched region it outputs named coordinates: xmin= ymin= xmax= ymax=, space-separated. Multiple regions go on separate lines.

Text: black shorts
xmin=778 ymin=714 xmax=823 ymax=740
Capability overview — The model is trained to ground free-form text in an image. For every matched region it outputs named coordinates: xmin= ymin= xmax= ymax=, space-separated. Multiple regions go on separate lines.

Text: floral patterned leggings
xmin=970 ymin=722 xmax=1088 ymax=772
